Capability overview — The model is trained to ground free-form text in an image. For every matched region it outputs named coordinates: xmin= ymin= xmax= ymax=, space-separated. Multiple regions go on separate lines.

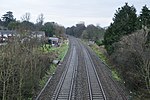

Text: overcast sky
xmin=0 ymin=0 xmax=149 ymax=27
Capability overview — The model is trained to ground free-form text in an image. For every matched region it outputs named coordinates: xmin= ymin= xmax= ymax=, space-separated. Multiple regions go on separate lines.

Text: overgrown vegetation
xmin=103 ymin=3 xmax=150 ymax=99
xmin=39 ymin=41 xmax=68 ymax=88
xmin=39 ymin=64 xmax=56 ymax=88
xmin=0 ymin=40 xmax=52 ymax=100
xmin=0 ymin=11 xmax=67 ymax=100
xmin=0 ymin=38 xmax=68 ymax=100
xmin=112 ymin=30 xmax=150 ymax=99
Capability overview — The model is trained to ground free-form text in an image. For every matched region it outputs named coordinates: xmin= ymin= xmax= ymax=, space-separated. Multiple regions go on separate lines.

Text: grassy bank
xmin=39 ymin=40 xmax=69 ymax=88
xmin=89 ymin=43 xmax=121 ymax=82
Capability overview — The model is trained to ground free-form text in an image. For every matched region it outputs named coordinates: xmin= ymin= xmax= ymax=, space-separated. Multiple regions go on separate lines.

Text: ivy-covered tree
xmin=104 ymin=3 xmax=137 ymax=54
xmin=41 ymin=22 xmax=65 ymax=37
xmin=41 ymin=22 xmax=54 ymax=37
xmin=139 ymin=5 xmax=150 ymax=29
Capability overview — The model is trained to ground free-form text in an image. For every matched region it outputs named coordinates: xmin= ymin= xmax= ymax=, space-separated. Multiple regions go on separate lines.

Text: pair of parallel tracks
xmin=52 ymin=38 xmax=106 ymax=100
xmin=78 ymin=40 xmax=106 ymax=100
xmin=36 ymin=37 xmax=127 ymax=100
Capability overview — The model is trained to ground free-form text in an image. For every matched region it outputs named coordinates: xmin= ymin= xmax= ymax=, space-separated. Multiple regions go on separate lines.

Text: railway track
xmin=77 ymin=39 xmax=106 ymax=100
xmin=36 ymin=36 xmax=127 ymax=100
xmin=85 ymin=45 xmax=128 ymax=100
xmin=52 ymin=44 xmax=78 ymax=100
xmin=52 ymin=38 xmax=106 ymax=100
xmin=84 ymin=47 xmax=106 ymax=100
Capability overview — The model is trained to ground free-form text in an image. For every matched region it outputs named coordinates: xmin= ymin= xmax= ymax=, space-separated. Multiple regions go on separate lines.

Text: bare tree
xmin=21 ymin=12 xmax=31 ymax=22
xmin=35 ymin=13 xmax=44 ymax=30
xmin=0 ymin=36 xmax=57 ymax=99
xmin=112 ymin=29 xmax=150 ymax=93
xmin=36 ymin=13 xmax=44 ymax=25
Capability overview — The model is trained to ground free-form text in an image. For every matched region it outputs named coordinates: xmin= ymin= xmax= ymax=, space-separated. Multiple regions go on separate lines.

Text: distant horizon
xmin=0 ymin=0 xmax=149 ymax=28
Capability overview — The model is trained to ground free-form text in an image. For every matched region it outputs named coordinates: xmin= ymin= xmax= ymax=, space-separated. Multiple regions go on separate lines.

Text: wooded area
xmin=0 ymin=12 xmax=66 ymax=100
xmin=0 ymin=39 xmax=54 ymax=100
xmin=103 ymin=3 xmax=150 ymax=99
xmin=66 ymin=22 xmax=105 ymax=46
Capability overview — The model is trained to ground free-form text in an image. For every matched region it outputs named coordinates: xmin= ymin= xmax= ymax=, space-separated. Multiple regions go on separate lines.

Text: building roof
xmin=0 ymin=30 xmax=16 ymax=35
xmin=49 ymin=37 xmax=59 ymax=42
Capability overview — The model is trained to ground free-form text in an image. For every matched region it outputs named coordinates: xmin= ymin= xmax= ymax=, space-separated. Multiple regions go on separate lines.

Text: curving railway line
xmin=35 ymin=36 xmax=128 ymax=100
xmin=51 ymin=37 xmax=106 ymax=100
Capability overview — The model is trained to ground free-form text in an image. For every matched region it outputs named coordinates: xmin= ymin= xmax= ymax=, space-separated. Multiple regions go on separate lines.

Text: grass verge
xmin=39 ymin=64 xmax=56 ymax=87
xmin=39 ymin=40 xmax=69 ymax=88
xmin=89 ymin=43 xmax=121 ymax=82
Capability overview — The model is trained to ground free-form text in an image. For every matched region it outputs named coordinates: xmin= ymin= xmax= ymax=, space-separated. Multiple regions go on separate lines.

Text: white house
xmin=31 ymin=31 xmax=45 ymax=39
xmin=48 ymin=37 xmax=59 ymax=46
xmin=0 ymin=30 xmax=16 ymax=43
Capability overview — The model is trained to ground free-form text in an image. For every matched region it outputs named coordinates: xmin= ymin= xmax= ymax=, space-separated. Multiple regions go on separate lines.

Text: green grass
xmin=39 ymin=42 xmax=68 ymax=61
xmin=111 ymin=69 xmax=121 ymax=81
xmin=39 ymin=64 xmax=56 ymax=87
xmin=89 ymin=43 xmax=121 ymax=81
xmin=39 ymin=41 xmax=69 ymax=88
xmin=90 ymin=44 xmax=107 ymax=62
xmin=57 ymin=43 xmax=69 ymax=61
xmin=39 ymin=44 xmax=57 ymax=53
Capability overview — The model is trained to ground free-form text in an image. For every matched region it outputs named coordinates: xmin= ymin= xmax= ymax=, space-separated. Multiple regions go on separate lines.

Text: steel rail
xmin=77 ymin=39 xmax=106 ymax=100
xmin=52 ymin=44 xmax=78 ymax=100
xmin=53 ymin=46 xmax=73 ymax=100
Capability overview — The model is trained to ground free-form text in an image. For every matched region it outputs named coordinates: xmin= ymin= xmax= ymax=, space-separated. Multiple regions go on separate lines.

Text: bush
xmin=111 ymin=30 xmax=150 ymax=97
xmin=0 ymin=39 xmax=54 ymax=99
xmin=95 ymin=39 xmax=103 ymax=46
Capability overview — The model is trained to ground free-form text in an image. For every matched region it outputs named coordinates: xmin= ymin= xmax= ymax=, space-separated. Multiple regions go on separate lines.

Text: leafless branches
xmin=112 ymin=29 xmax=150 ymax=94
xmin=21 ymin=12 xmax=31 ymax=22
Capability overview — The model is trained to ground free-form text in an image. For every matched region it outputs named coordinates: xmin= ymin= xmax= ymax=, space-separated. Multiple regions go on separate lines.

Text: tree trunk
xmin=2 ymin=81 xmax=6 ymax=100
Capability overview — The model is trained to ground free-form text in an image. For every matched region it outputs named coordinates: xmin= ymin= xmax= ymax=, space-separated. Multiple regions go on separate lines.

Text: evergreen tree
xmin=139 ymin=5 xmax=150 ymax=29
xmin=104 ymin=3 xmax=137 ymax=54
xmin=2 ymin=11 xmax=15 ymax=27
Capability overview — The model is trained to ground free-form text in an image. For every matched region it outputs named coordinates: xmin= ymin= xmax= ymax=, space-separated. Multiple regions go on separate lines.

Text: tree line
xmin=0 ymin=11 xmax=65 ymax=37
xmin=104 ymin=3 xmax=150 ymax=55
xmin=66 ymin=22 xmax=105 ymax=45
xmin=103 ymin=3 xmax=150 ymax=99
